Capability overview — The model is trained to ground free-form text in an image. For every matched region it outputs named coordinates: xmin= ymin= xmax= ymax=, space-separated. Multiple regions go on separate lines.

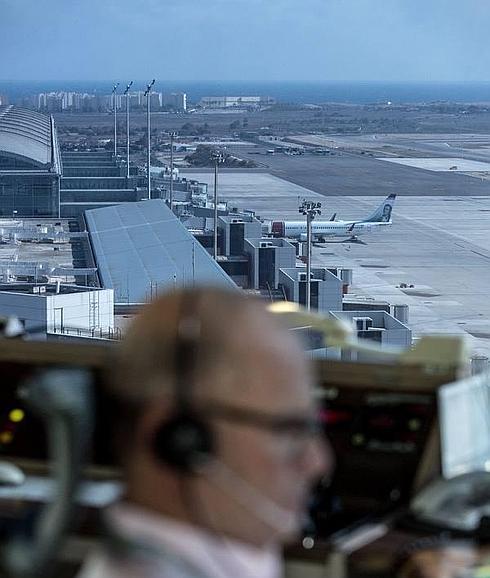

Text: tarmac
xmin=220 ymin=142 xmax=490 ymax=197
xmin=379 ymin=157 xmax=490 ymax=172
xmin=182 ymin=169 xmax=490 ymax=359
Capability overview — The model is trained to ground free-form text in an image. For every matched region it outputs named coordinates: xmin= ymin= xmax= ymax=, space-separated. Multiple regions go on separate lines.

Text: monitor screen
xmin=439 ymin=371 xmax=490 ymax=478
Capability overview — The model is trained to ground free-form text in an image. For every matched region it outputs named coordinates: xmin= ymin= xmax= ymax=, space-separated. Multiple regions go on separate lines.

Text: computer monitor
xmin=439 ymin=371 xmax=490 ymax=478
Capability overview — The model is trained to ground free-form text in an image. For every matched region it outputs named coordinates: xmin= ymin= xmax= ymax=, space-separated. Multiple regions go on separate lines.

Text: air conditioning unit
xmin=358 ymin=328 xmax=384 ymax=343
xmin=353 ymin=316 xmax=373 ymax=331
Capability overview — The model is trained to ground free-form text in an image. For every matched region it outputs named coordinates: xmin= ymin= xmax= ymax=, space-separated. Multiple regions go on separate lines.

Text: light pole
xmin=299 ymin=200 xmax=321 ymax=311
xmin=111 ymin=83 xmax=119 ymax=158
xmin=124 ymin=81 xmax=133 ymax=179
xmin=212 ymin=150 xmax=224 ymax=260
xmin=169 ymin=131 xmax=177 ymax=210
xmin=144 ymin=79 xmax=155 ymax=200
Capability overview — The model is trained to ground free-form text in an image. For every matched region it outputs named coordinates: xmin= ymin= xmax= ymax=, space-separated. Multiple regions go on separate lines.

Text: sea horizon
xmin=2 ymin=80 xmax=490 ymax=105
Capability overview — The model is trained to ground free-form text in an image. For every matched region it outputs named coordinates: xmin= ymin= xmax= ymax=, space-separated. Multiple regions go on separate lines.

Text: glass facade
xmin=0 ymin=107 xmax=62 ymax=217
xmin=0 ymin=155 xmax=37 ymax=170
xmin=61 ymin=176 xmax=131 ymax=189
xmin=0 ymin=169 xmax=60 ymax=216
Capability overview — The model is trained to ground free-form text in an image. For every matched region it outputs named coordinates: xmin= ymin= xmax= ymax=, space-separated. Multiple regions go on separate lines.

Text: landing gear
xmin=343 ymin=236 xmax=366 ymax=245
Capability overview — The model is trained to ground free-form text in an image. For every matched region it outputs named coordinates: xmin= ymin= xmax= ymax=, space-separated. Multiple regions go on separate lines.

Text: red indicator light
xmin=369 ymin=416 xmax=395 ymax=428
xmin=320 ymin=409 xmax=352 ymax=425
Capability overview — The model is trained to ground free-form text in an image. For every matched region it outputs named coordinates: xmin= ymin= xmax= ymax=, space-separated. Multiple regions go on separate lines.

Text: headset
xmin=151 ymin=292 xmax=214 ymax=473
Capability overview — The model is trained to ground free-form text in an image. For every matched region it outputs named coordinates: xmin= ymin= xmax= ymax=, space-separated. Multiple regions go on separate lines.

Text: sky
xmin=1 ymin=0 xmax=490 ymax=82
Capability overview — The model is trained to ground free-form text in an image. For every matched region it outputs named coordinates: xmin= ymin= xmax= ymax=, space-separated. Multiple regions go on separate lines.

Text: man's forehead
xmin=209 ymin=328 xmax=313 ymax=410
xmin=237 ymin=314 xmax=307 ymax=373
xmin=239 ymin=304 xmax=302 ymax=344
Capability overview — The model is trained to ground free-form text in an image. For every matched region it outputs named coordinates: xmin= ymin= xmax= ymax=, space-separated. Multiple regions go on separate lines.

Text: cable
xmin=174 ymin=454 xmax=293 ymax=578
xmin=0 ymin=368 xmax=94 ymax=577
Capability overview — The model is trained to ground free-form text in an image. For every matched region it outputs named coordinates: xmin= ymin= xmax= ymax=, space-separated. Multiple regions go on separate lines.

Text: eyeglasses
xmin=203 ymin=403 xmax=323 ymax=461
xmin=204 ymin=403 xmax=321 ymax=435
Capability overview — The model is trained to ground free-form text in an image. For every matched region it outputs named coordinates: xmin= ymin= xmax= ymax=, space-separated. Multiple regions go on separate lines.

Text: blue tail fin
xmin=362 ymin=194 xmax=396 ymax=223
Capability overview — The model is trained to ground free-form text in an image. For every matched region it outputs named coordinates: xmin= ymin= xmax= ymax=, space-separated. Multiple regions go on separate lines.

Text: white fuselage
xmin=283 ymin=220 xmax=391 ymax=240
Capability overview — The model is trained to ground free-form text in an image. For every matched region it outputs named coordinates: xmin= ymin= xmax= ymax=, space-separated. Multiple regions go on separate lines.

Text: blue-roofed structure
xmin=85 ymin=200 xmax=236 ymax=304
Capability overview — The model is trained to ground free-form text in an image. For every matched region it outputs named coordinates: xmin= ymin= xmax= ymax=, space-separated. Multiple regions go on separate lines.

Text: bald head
xmin=111 ymin=287 xmax=307 ymax=407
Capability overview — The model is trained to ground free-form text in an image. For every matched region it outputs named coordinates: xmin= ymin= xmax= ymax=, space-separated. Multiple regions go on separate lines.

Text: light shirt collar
xmin=106 ymin=502 xmax=283 ymax=578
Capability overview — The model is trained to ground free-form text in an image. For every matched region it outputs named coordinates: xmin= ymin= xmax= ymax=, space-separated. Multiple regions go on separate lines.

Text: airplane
xmin=268 ymin=194 xmax=396 ymax=242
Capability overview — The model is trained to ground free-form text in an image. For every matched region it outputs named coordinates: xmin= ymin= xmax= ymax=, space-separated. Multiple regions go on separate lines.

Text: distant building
xmin=150 ymin=92 xmax=162 ymax=109
xmin=121 ymin=91 xmax=164 ymax=110
xmin=162 ymin=92 xmax=187 ymax=111
xmin=129 ymin=92 xmax=143 ymax=108
xmin=199 ymin=96 xmax=274 ymax=109
xmin=34 ymin=89 xmax=183 ymax=113
xmin=0 ymin=283 xmax=114 ymax=339
xmin=45 ymin=93 xmax=63 ymax=112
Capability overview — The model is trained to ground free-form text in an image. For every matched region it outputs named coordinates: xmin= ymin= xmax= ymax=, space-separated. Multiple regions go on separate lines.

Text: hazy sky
xmin=2 ymin=0 xmax=490 ymax=82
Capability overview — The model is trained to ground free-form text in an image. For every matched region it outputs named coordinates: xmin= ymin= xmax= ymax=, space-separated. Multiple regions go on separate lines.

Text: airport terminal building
xmin=0 ymin=106 xmax=62 ymax=217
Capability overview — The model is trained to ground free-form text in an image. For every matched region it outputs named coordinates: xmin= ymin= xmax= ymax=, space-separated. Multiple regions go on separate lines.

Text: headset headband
xmin=173 ymin=292 xmax=201 ymax=414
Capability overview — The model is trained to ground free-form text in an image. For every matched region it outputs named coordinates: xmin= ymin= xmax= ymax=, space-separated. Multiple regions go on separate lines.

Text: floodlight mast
xmin=111 ymin=83 xmax=119 ymax=158
xmin=299 ymin=200 xmax=321 ymax=311
xmin=212 ymin=151 xmax=224 ymax=260
xmin=144 ymin=79 xmax=156 ymax=200
xmin=124 ymin=81 xmax=133 ymax=180
xmin=169 ymin=132 xmax=177 ymax=211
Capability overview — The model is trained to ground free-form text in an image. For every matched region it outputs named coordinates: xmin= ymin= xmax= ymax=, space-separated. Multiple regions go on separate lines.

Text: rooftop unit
xmin=328 ymin=310 xmax=412 ymax=361
xmin=352 ymin=316 xmax=373 ymax=331
xmin=279 ymin=267 xmax=343 ymax=313
xmin=244 ymin=238 xmax=296 ymax=290
xmin=219 ymin=215 xmax=262 ymax=257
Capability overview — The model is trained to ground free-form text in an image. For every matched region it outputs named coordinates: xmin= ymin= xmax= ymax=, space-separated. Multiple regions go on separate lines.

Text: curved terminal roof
xmin=0 ymin=106 xmax=61 ymax=171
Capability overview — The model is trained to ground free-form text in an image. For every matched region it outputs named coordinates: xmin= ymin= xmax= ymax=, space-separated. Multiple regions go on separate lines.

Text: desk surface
xmin=286 ymin=524 xmax=490 ymax=578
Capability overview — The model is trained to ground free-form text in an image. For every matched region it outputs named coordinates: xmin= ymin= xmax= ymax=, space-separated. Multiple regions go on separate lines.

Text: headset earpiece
xmin=153 ymin=413 xmax=213 ymax=473
xmin=151 ymin=292 xmax=214 ymax=473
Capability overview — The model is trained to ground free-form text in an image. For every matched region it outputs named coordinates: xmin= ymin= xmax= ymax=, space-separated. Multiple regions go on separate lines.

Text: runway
xmin=218 ymin=141 xmax=490 ymax=197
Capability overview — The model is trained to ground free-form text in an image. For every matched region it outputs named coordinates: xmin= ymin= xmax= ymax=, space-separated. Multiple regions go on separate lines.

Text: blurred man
xmin=79 ymin=287 xmax=330 ymax=578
